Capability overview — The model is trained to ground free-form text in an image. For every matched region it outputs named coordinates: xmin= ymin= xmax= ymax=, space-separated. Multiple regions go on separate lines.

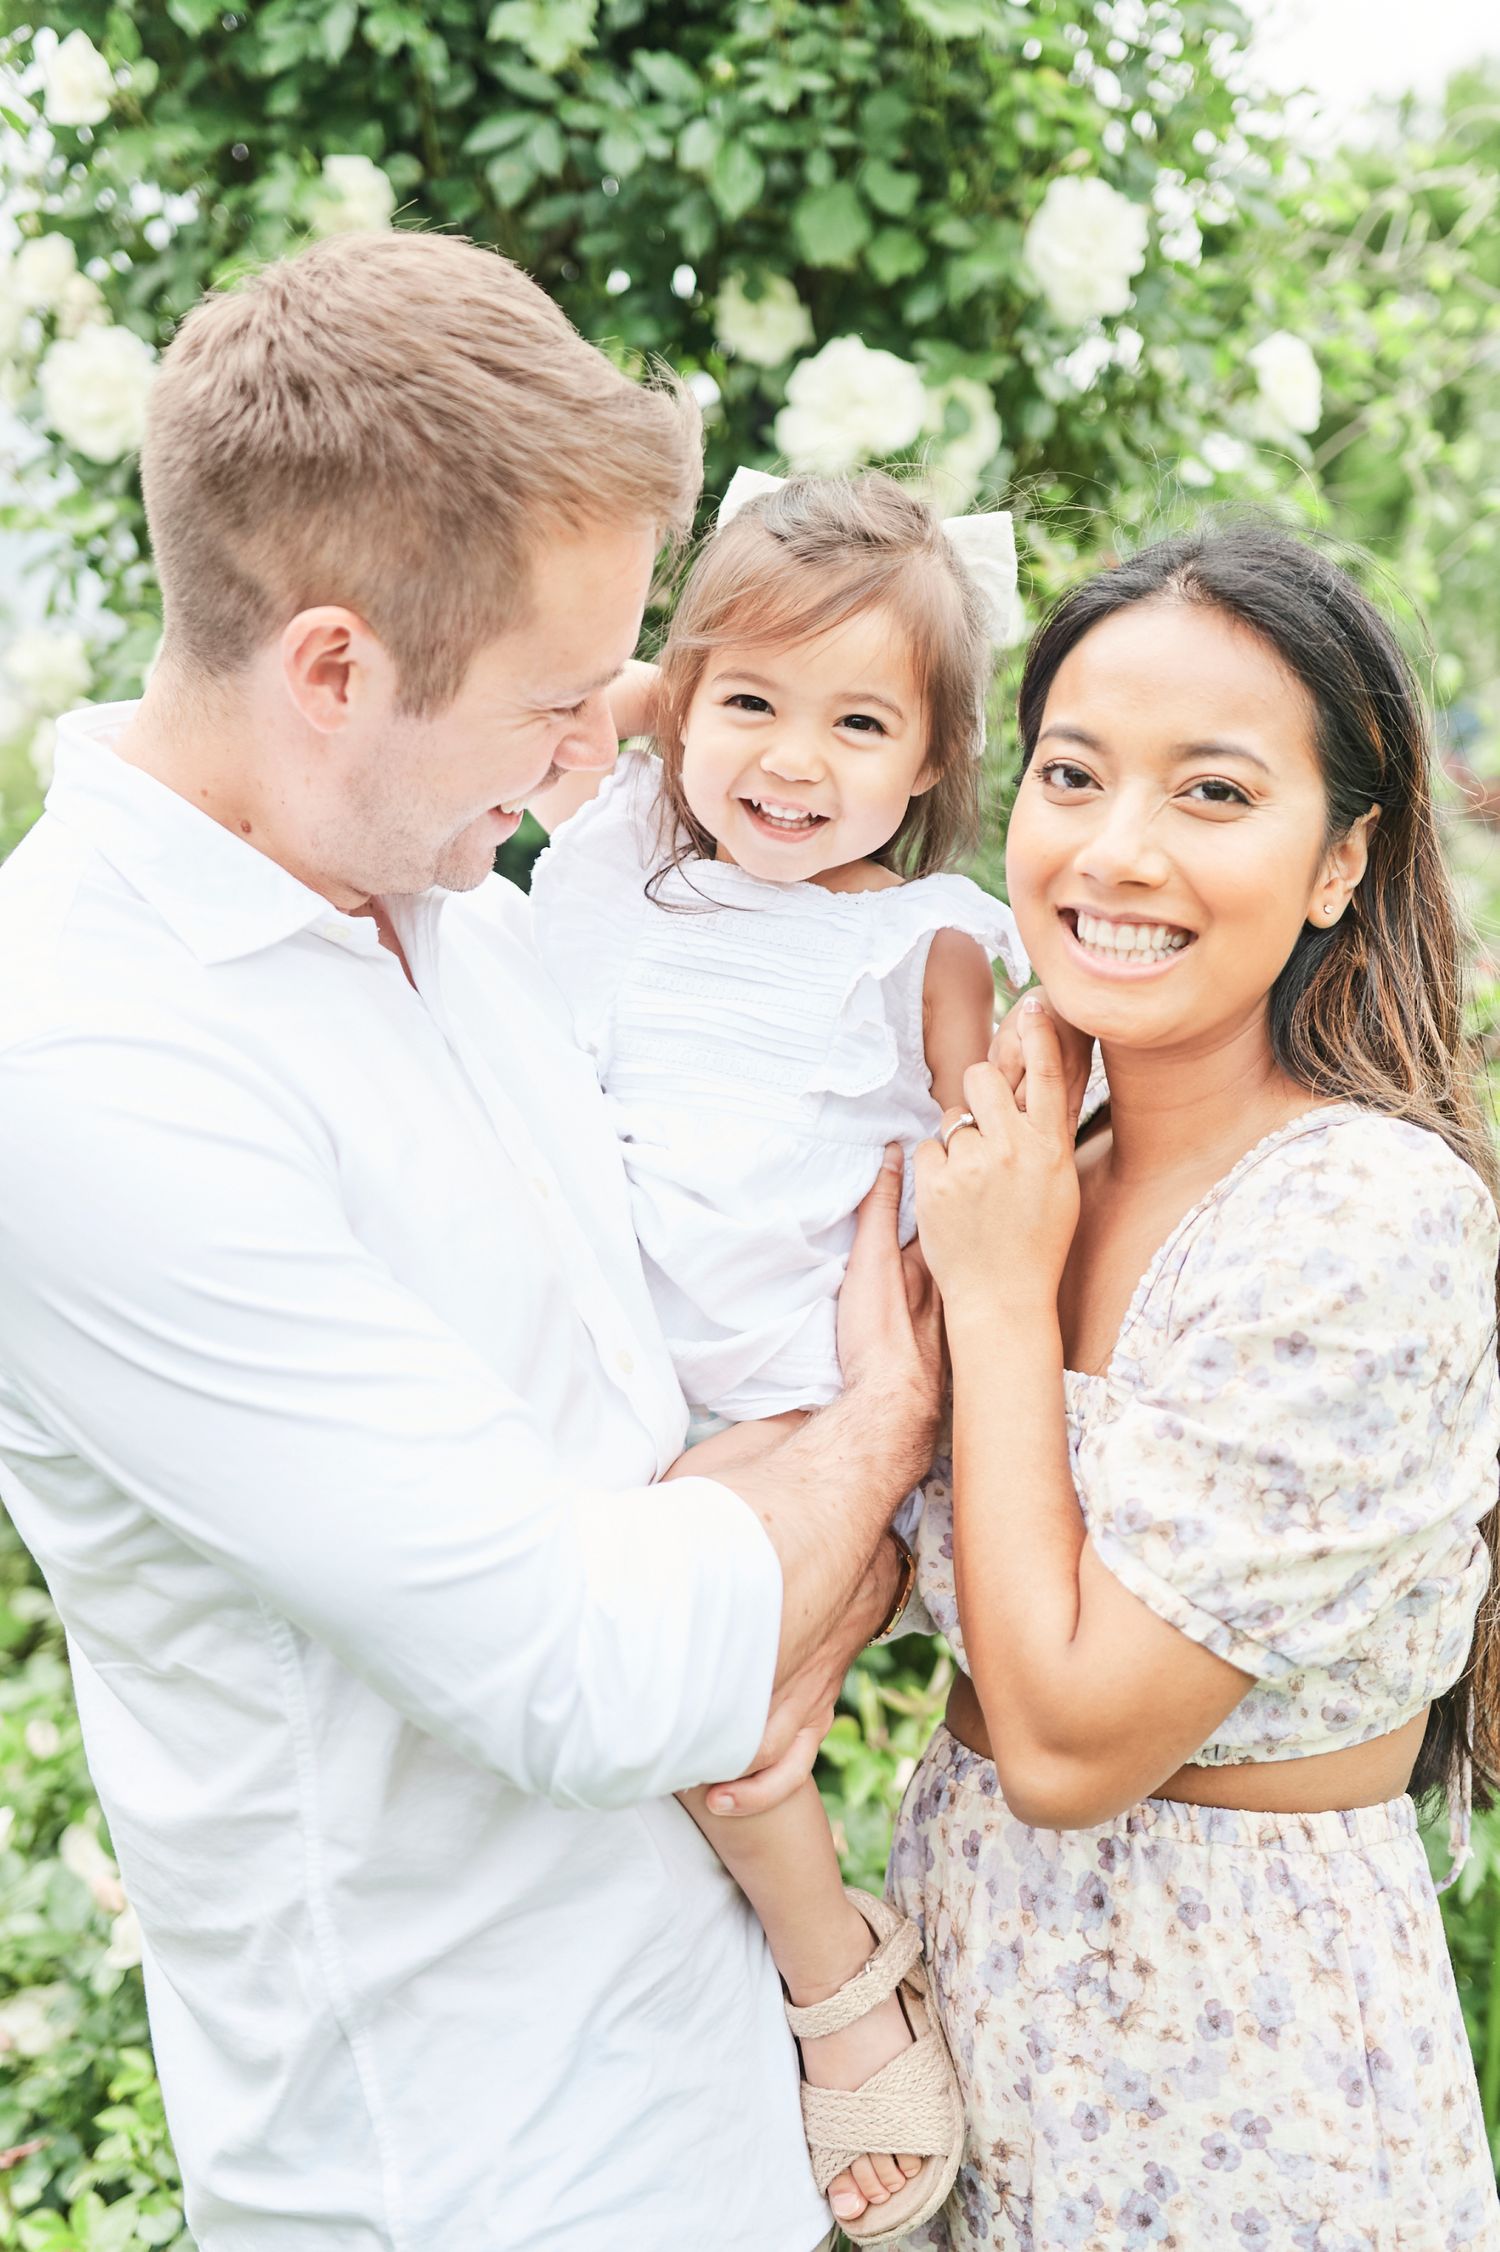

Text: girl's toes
xmin=828 ymin=2170 xmax=867 ymax=2224
xmin=850 ymin=2156 xmax=891 ymax=2207
xmin=871 ymin=2151 xmax=908 ymax=2195
xmin=898 ymin=2152 xmax=924 ymax=2178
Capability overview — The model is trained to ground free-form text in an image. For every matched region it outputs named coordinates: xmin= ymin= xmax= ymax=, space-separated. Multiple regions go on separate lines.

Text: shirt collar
xmin=45 ymin=701 xmax=405 ymax=967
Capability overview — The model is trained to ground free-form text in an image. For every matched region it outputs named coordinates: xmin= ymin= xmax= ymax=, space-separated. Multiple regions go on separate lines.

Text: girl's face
xmin=678 ymin=604 xmax=934 ymax=884
xmin=1005 ymin=599 xmax=1372 ymax=1055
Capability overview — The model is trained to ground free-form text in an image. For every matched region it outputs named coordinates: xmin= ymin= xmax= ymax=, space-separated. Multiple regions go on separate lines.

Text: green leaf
xmin=462 ymin=109 xmax=535 ymax=156
xmin=322 ymin=0 xmax=358 ymax=64
xmin=598 ymin=125 xmax=643 ymax=177
xmin=165 ymin=0 xmax=223 ymax=32
xmin=900 ymin=0 xmax=1005 ymax=35
xmin=677 ymin=116 xmax=720 ymax=174
xmin=633 ymin=49 xmax=700 ymax=106
xmin=791 ymin=180 xmax=871 ymax=268
xmin=526 ymin=116 xmax=566 ymax=176
xmin=710 ymin=139 xmax=764 ymax=223
xmin=485 ymin=151 xmax=537 ymax=206
xmin=867 ymin=226 xmax=927 ymax=284
xmin=487 ymin=0 xmax=598 ymax=74
xmin=862 ymin=89 xmax=911 ymax=143
xmin=863 ymin=159 xmax=919 ymax=218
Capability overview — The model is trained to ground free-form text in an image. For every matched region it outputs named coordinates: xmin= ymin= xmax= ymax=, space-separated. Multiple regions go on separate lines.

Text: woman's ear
xmin=1308 ymin=803 xmax=1380 ymax=929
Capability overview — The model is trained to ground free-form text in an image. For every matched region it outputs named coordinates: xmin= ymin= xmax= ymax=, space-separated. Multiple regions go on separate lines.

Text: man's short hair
xmin=141 ymin=231 xmax=704 ymax=711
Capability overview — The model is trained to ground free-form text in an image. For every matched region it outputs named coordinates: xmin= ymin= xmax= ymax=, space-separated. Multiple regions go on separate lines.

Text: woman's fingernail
xmin=1023 ymin=993 xmax=1045 ymax=1013
xmin=882 ymin=1142 xmax=903 ymax=1173
xmin=709 ymin=1791 xmax=734 ymax=1813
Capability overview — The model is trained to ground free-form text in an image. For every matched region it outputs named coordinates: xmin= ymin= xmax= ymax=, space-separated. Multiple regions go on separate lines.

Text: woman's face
xmin=1006 ymin=598 xmax=1364 ymax=1055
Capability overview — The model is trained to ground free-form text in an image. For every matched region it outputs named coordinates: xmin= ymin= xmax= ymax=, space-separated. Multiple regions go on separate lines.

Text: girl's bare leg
xmin=679 ymin=1774 xmax=921 ymax=2226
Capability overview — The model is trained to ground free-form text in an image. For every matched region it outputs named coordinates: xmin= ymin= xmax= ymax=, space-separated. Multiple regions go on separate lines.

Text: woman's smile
xmin=1060 ymin=906 xmax=1196 ymax=974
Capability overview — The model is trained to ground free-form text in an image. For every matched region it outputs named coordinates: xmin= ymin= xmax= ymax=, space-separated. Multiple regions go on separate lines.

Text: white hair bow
xmin=717 ymin=464 xmax=1018 ymax=650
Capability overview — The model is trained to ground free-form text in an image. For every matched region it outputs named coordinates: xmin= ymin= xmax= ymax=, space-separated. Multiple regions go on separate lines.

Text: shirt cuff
xmin=575 ymin=1474 xmax=783 ymax=1792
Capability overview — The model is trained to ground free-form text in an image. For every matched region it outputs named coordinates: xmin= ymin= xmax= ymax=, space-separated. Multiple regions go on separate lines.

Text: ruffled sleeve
xmin=1082 ymin=1114 xmax=1499 ymax=1683
xmin=812 ymin=873 xmax=1029 ymax=1100
xmin=527 ymin=751 xmax=665 ymax=1063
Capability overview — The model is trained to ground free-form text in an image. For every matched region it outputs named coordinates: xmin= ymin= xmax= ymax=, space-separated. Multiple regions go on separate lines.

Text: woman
xmin=891 ymin=524 xmax=1500 ymax=2249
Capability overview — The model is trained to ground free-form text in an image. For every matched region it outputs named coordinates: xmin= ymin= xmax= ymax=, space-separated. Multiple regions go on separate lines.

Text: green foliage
xmin=0 ymin=1523 xmax=187 ymax=2250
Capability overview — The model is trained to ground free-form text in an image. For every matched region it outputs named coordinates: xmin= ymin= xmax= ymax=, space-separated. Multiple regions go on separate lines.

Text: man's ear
xmin=279 ymin=606 xmax=391 ymax=735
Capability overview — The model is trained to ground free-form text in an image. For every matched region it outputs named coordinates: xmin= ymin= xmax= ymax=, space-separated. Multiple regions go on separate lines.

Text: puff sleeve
xmin=1082 ymin=1116 xmax=1499 ymax=1686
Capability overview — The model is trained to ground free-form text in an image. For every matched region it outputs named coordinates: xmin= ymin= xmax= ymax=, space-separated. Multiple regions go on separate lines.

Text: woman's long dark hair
xmin=1017 ymin=521 xmax=1500 ymax=1817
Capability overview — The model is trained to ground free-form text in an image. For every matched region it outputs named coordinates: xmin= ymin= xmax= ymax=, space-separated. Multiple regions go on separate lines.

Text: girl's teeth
xmin=1074 ymin=911 xmax=1190 ymax=963
xmin=751 ymin=800 xmax=820 ymax=830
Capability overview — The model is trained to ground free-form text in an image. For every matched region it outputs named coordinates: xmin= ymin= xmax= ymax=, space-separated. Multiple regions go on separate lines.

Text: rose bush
xmin=0 ymin=0 xmax=1498 ymax=2234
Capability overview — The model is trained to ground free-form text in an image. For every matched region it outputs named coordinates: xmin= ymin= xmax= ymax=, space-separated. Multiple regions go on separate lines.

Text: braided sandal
xmin=786 ymin=1887 xmax=964 ymax=2248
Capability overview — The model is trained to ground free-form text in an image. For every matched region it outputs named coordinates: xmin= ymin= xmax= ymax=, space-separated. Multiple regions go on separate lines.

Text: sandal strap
xmin=802 ymin=2031 xmax=958 ymax=2193
xmin=785 ymin=1918 xmax=922 ymax=2040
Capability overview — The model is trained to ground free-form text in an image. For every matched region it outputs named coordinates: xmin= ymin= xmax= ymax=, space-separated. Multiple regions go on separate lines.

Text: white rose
xmin=57 ymin=271 xmax=107 ymax=337
xmin=0 ymin=268 xmax=25 ymax=359
xmin=30 ymin=719 xmax=58 ymax=791
xmin=1023 ymin=176 xmax=1149 ymax=328
xmin=104 ymin=1904 xmax=144 ymax=1970
xmin=15 ymin=234 xmax=78 ymax=310
xmin=40 ymin=321 xmax=156 ymax=462
xmin=40 ymin=28 xmax=118 ymax=129
xmin=1248 ymin=331 xmax=1322 ymax=438
xmin=713 ymin=274 xmax=813 ymax=369
xmin=0 ymin=1984 xmax=71 ymax=2059
xmin=774 ymin=336 xmax=927 ymax=474
xmin=61 ymin=1819 xmax=128 ymax=1915
xmin=309 ymin=154 xmax=397 ymax=237
xmin=6 ymin=626 xmax=90 ymax=715
xmin=921 ymin=377 xmax=1002 ymax=510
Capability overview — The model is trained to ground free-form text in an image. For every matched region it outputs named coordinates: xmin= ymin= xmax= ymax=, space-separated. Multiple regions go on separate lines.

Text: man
xmin=0 ymin=233 xmax=938 ymax=2250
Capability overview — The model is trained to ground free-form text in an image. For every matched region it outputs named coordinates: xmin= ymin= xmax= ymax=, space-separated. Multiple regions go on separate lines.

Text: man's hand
xmin=835 ymin=1146 xmax=944 ymax=1495
xmin=702 ymin=1534 xmax=902 ymax=1816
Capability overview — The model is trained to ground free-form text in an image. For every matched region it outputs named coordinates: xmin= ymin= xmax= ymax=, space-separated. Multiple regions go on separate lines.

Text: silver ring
xmin=939 ymin=1110 xmax=979 ymax=1153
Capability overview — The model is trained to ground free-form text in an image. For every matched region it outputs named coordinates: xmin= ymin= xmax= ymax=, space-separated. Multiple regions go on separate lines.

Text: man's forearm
xmin=714 ymin=1376 xmax=933 ymax=1682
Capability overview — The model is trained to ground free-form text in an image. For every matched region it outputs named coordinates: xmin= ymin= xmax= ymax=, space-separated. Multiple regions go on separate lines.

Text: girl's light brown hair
xmin=1019 ymin=521 xmax=1500 ymax=1824
xmin=648 ymin=472 xmax=995 ymax=892
xmin=141 ymin=231 xmax=703 ymax=714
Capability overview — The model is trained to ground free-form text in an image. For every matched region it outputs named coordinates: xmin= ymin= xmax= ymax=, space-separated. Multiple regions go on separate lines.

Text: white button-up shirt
xmin=0 ymin=705 xmax=830 ymax=2252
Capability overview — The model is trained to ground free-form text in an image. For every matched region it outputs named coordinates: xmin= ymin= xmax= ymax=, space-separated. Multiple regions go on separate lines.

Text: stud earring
xmin=1322 ymin=902 xmax=1336 ymax=917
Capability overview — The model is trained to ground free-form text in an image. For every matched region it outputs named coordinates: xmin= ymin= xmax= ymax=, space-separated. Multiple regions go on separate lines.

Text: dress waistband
xmin=927 ymin=1723 xmax=1423 ymax=1858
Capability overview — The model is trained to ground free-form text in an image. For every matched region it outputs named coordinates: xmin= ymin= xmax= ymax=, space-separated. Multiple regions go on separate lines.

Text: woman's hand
xmin=915 ymin=997 xmax=1081 ymax=1323
xmin=990 ymin=986 xmax=1094 ymax=1119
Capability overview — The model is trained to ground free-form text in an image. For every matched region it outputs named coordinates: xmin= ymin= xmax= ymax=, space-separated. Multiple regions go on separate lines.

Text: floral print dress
xmin=891 ymin=1108 xmax=1500 ymax=2251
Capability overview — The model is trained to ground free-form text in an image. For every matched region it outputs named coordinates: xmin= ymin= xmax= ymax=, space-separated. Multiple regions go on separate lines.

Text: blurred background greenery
xmin=0 ymin=0 xmax=1497 ymax=2242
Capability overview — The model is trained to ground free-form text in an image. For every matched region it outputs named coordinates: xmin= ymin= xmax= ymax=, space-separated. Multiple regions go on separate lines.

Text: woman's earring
xmin=1322 ymin=901 xmax=1336 ymax=917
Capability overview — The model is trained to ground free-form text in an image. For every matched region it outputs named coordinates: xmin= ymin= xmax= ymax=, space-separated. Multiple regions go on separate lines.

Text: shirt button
xmin=616 ymin=1349 xmax=635 ymax=1376
xmin=531 ymin=1177 xmax=550 ymax=1200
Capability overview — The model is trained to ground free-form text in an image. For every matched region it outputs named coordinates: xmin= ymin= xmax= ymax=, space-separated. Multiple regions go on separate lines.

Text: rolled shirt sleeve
xmin=0 ymin=1031 xmax=783 ymax=1809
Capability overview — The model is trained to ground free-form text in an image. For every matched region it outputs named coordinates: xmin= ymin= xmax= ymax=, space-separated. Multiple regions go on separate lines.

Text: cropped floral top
xmin=914 ymin=1107 xmax=1499 ymax=1809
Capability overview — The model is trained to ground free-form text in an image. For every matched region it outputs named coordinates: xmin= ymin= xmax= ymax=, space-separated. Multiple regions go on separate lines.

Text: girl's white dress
xmin=529 ymin=750 xmax=1027 ymax=1422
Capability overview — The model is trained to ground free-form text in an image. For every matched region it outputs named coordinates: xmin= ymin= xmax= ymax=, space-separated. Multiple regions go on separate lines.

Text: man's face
xmin=327 ymin=518 xmax=658 ymax=899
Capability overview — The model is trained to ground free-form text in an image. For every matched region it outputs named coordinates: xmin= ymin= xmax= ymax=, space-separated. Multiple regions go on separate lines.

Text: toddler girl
xmin=528 ymin=468 xmax=1026 ymax=2243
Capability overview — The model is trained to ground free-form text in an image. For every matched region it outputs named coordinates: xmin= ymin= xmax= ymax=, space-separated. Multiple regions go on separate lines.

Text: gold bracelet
xmin=871 ymin=1529 xmax=917 ymax=1645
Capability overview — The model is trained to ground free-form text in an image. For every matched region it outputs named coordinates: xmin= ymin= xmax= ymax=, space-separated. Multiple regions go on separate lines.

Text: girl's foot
xmin=789 ymin=1900 xmax=925 ymax=2225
